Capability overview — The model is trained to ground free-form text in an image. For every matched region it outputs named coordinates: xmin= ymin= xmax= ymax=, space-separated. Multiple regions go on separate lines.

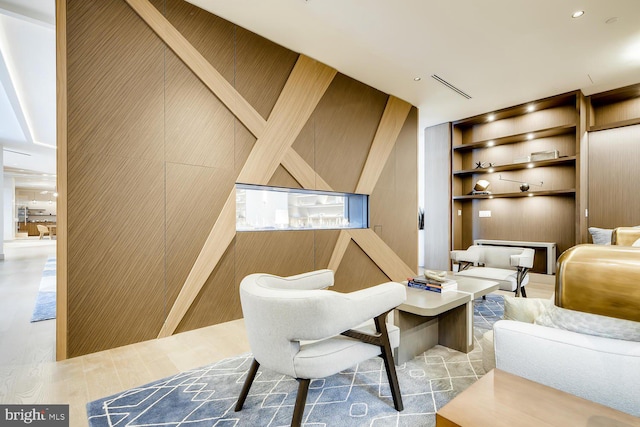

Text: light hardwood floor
xmin=0 ymin=243 xmax=553 ymax=427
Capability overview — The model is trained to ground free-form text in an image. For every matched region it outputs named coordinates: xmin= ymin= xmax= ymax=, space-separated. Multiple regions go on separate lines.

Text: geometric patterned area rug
xmin=30 ymin=256 xmax=56 ymax=322
xmin=87 ymin=295 xmax=504 ymax=427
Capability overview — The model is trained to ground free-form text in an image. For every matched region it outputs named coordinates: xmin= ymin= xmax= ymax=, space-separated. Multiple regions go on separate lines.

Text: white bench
xmin=474 ymin=239 xmax=556 ymax=274
xmin=450 ymin=245 xmax=534 ymax=297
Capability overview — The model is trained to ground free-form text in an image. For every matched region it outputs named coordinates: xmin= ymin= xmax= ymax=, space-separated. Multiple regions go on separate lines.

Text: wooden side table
xmin=436 ymin=369 xmax=640 ymax=427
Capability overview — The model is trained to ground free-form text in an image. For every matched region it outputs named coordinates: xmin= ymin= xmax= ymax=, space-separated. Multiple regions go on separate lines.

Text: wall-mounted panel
xmin=234 ymin=231 xmax=316 ymax=286
xmin=314 ymin=75 xmax=387 ymax=193
xmin=235 ymin=27 xmax=299 ymax=121
xmin=370 ymin=107 xmax=418 ymax=269
xmin=588 ymin=125 xmax=640 ymax=229
xmin=165 ymin=163 xmax=235 ymax=311
xmin=62 ymin=0 xmax=417 ymax=357
xmin=164 ymin=50 xmax=236 ymax=169
xmin=175 ymin=243 xmax=238 ymax=333
xmin=334 ymin=241 xmax=390 ymax=293
xmin=67 ymin=0 xmax=164 ymax=162
xmin=67 ymin=153 xmax=165 ymax=357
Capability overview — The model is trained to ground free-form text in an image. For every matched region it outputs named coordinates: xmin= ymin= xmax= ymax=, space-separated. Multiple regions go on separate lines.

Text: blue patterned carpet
xmin=30 ymin=256 xmax=56 ymax=322
xmin=87 ymin=295 xmax=504 ymax=427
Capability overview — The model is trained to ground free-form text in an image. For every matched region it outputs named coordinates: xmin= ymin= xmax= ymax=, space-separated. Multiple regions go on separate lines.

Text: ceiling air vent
xmin=431 ymin=75 xmax=472 ymax=99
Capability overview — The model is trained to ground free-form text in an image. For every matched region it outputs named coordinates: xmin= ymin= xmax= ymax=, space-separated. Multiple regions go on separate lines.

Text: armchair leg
xmin=235 ymin=358 xmax=260 ymax=412
xmin=374 ymin=312 xmax=404 ymax=412
xmin=515 ymin=267 xmax=529 ymax=298
xmin=291 ymin=378 xmax=310 ymax=427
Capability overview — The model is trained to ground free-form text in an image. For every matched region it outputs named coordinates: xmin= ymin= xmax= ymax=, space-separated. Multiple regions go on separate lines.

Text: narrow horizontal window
xmin=236 ymin=183 xmax=368 ymax=232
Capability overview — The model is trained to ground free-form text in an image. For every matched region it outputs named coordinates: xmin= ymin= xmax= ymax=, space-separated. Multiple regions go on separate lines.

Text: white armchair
xmin=451 ymin=245 xmax=534 ymax=296
xmin=234 ymin=269 xmax=407 ymax=426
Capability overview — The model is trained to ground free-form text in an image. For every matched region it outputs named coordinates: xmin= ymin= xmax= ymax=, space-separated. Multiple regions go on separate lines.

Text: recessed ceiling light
xmin=528 ymin=193 xmax=534 ymax=197
xmin=487 ymin=140 xmax=495 ymax=147
xmin=487 ymin=114 xmax=495 ymax=122
xmin=526 ymin=105 xmax=535 ymax=112
xmin=527 ymin=163 xmax=534 ymax=168
xmin=527 ymin=133 xmax=534 ymax=140
xmin=413 ymin=77 xmax=421 ymax=81
xmin=572 ymin=10 xmax=584 ymax=18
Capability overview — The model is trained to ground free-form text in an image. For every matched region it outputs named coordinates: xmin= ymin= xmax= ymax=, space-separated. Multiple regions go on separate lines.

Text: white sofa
xmin=450 ymin=245 xmax=534 ymax=296
xmin=491 ymin=244 xmax=640 ymax=417
xmin=494 ymin=319 xmax=640 ymax=417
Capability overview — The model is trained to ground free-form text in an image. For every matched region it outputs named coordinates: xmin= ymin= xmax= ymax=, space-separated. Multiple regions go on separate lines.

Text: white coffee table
xmin=394 ymin=276 xmax=499 ymax=364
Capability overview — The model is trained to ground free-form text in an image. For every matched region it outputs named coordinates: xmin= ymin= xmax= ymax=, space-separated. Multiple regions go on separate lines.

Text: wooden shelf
xmin=588 ymin=117 xmax=640 ymax=132
xmin=453 ymin=156 xmax=576 ymax=177
xmin=453 ymin=189 xmax=576 ymax=200
xmin=453 ymin=124 xmax=576 ymax=151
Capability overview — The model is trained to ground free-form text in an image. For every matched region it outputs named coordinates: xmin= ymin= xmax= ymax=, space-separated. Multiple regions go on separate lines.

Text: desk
xmin=474 ymin=239 xmax=557 ymax=274
xmin=436 ymin=369 xmax=640 ymax=427
xmin=394 ymin=276 xmax=499 ymax=364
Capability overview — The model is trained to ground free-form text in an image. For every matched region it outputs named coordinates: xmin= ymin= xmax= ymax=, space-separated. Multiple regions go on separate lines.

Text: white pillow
xmin=534 ymin=305 xmax=640 ymax=342
xmin=503 ymin=296 xmax=552 ymax=324
xmin=588 ymin=227 xmax=612 ymax=245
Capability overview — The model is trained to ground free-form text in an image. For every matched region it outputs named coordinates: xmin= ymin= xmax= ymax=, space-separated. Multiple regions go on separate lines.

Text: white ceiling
xmin=1 ymin=0 xmax=639 ymax=189
xmin=0 ymin=0 xmax=55 ymax=189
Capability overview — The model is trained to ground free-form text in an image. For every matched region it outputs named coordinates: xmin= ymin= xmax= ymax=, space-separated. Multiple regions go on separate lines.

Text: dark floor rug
xmin=87 ymin=295 xmax=504 ymax=427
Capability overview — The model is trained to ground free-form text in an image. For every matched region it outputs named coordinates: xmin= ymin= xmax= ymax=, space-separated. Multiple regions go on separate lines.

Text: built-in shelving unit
xmin=587 ymin=83 xmax=640 ymax=132
xmin=451 ymin=91 xmax=583 ymax=273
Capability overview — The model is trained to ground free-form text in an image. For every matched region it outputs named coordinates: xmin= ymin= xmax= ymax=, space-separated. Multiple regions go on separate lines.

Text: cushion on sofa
xmin=534 ymin=305 xmax=640 ymax=342
xmin=588 ymin=227 xmax=612 ymax=245
xmin=503 ymin=296 xmax=552 ymax=323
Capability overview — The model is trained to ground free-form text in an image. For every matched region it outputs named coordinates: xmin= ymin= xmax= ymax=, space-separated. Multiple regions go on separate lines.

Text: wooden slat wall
xmin=588 ymin=124 xmax=640 ymax=229
xmin=62 ymin=0 xmax=417 ymax=357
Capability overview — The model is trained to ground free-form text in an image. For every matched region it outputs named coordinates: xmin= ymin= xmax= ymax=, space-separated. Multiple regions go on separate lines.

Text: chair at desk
xmin=37 ymin=225 xmax=50 ymax=239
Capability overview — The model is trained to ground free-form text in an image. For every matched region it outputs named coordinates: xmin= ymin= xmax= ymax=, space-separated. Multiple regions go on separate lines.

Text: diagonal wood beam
xmin=158 ymin=190 xmax=236 ymax=338
xmin=348 ymin=229 xmax=415 ymax=282
xmin=328 ymin=230 xmax=351 ymax=272
xmin=281 ymin=148 xmax=333 ymax=191
xmin=237 ymin=56 xmax=336 ymax=185
xmin=124 ymin=0 xmax=267 ymax=138
xmin=159 ymin=55 xmax=336 ymax=337
xmin=356 ymin=96 xmax=412 ymax=194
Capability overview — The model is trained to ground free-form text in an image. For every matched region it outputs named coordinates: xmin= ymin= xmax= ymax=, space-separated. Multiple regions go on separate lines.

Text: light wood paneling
xmin=235 ymin=231 xmax=316 ymax=285
xmin=176 ymin=244 xmax=239 ymax=333
xmin=355 ymin=96 xmax=412 ymax=194
xmin=62 ymin=0 xmax=418 ymax=355
xmin=592 ymin=97 xmax=640 ymax=129
xmin=267 ymin=164 xmax=302 ymax=189
xmin=588 ymin=124 xmax=640 ymax=228
xmin=236 ymin=55 xmax=336 ymax=185
xmin=333 ymin=240 xmax=390 ymax=293
xmin=163 ymin=0 xmax=235 ymax=82
xmin=124 ymin=0 xmax=267 ymax=137
xmin=281 ymin=148 xmax=333 ymax=191
xmin=158 ymin=190 xmax=237 ymax=338
xmin=163 ymin=39 xmax=235 ymax=168
xmin=327 ymin=230 xmax=351 ymax=272
xmin=55 ymin=0 xmax=68 ymax=361
xmin=235 ymin=27 xmax=299 ymax=120
xmin=67 ymin=0 xmax=165 ymax=161
xmin=160 ymin=55 xmax=336 ymax=337
xmin=67 ymin=153 xmax=165 ymax=357
xmin=424 ymin=123 xmax=451 ymax=270
xmin=348 ymin=229 xmax=415 ymax=281
xmin=164 ymin=163 xmax=234 ymax=313
xmin=313 ymin=229 xmax=340 ymax=270
xmin=314 ymin=74 xmax=388 ymax=193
